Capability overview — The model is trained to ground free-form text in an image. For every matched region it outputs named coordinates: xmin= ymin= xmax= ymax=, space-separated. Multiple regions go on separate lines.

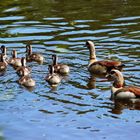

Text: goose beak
xmin=105 ymin=73 xmax=114 ymax=81
xmin=105 ymin=73 xmax=111 ymax=79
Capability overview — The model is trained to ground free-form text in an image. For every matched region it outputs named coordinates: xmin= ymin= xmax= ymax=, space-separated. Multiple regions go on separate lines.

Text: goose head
xmin=1 ymin=45 xmax=6 ymax=54
xmin=26 ymin=44 xmax=32 ymax=55
xmin=52 ymin=54 xmax=58 ymax=65
xmin=106 ymin=69 xmax=125 ymax=94
xmin=107 ymin=70 xmax=124 ymax=87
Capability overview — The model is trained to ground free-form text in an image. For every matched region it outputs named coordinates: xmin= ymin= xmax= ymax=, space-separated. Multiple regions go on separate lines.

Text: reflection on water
xmin=0 ymin=0 xmax=140 ymax=140
xmin=111 ymin=99 xmax=140 ymax=115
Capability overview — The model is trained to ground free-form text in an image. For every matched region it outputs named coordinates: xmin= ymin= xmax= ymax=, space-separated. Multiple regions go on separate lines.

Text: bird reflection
xmin=87 ymin=75 xmax=96 ymax=89
xmin=111 ymin=99 xmax=140 ymax=114
xmin=87 ymin=74 xmax=108 ymax=89
xmin=22 ymin=85 xmax=35 ymax=92
xmin=49 ymin=84 xmax=59 ymax=92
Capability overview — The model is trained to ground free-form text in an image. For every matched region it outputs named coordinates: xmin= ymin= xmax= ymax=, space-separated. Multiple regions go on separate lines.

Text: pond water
xmin=0 ymin=0 xmax=140 ymax=140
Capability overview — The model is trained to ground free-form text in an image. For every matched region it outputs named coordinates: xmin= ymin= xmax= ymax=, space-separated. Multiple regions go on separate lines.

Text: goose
xmin=52 ymin=54 xmax=70 ymax=75
xmin=0 ymin=54 xmax=7 ymax=71
xmin=16 ymin=57 xmax=31 ymax=76
xmin=18 ymin=71 xmax=35 ymax=87
xmin=85 ymin=41 xmax=125 ymax=75
xmin=26 ymin=44 xmax=44 ymax=64
xmin=1 ymin=45 xmax=8 ymax=61
xmin=45 ymin=65 xmax=62 ymax=87
xmin=106 ymin=69 xmax=140 ymax=100
xmin=8 ymin=50 xmax=22 ymax=68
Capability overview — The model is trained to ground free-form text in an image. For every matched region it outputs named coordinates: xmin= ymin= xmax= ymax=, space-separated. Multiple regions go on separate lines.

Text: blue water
xmin=0 ymin=0 xmax=140 ymax=140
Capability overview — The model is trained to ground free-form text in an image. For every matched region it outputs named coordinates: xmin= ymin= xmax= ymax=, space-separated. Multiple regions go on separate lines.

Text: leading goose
xmin=85 ymin=41 xmax=125 ymax=75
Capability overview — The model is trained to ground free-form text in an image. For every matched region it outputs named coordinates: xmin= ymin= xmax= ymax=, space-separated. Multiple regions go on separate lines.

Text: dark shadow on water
xmin=18 ymin=84 xmax=35 ymax=92
xmin=0 ymin=71 xmax=6 ymax=76
xmin=110 ymin=99 xmax=140 ymax=114
xmin=87 ymin=76 xmax=96 ymax=89
xmin=87 ymin=74 xmax=108 ymax=89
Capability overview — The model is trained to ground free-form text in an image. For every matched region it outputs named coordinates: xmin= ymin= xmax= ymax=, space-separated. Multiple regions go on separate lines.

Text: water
xmin=0 ymin=0 xmax=140 ymax=139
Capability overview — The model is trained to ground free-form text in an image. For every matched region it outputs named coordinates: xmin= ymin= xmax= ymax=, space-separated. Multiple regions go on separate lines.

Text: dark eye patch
xmin=110 ymin=71 xmax=115 ymax=74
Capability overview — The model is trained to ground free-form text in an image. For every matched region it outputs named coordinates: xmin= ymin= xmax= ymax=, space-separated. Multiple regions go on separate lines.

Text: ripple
xmin=105 ymin=22 xmax=138 ymax=27
xmin=43 ymin=17 xmax=64 ymax=21
xmin=113 ymin=16 xmax=140 ymax=21
xmin=0 ymin=16 xmax=24 ymax=21
xmin=7 ymin=27 xmax=64 ymax=34
xmin=3 ymin=7 xmax=20 ymax=13
xmin=0 ymin=1 xmax=140 ymax=140
xmin=0 ymin=35 xmax=53 ymax=42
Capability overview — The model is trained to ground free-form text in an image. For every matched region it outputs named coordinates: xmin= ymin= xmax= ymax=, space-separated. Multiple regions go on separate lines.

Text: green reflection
xmin=0 ymin=128 xmax=4 ymax=140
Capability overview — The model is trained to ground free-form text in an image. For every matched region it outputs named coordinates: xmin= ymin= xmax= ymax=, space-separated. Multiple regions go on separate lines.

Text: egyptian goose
xmin=107 ymin=69 xmax=140 ymax=100
xmin=45 ymin=65 xmax=62 ymax=87
xmin=85 ymin=41 xmax=125 ymax=75
xmin=26 ymin=44 xmax=44 ymax=64
xmin=18 ymin=70 xmax=35 ymax=87
xmin=16 ymin=57 xmax=31 ymax=76
xmin=8 ymin=50 xmax=22 ymax=68
xmin=52 ymin=54 xmax=70 ymax=75
xmin=0 ymin=54 xmax=7 ymax=71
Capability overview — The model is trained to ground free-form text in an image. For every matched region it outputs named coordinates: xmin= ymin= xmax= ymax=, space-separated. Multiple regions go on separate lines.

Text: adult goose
xmin=85 ymin=41 xmax=125 ymax=75
xmin=106 ymin=69 xmax=140 ymax=100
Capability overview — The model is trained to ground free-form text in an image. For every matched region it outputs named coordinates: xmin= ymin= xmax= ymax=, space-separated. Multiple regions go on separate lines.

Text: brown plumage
xmin=8 ymin=50 xmax=22 ymax=68
xmin=52 ymin=54 xmax=70 ymax=75
xmin=85 ymin=41 xmax=125 ymax=75
xmin=0 ymin=54 xmax=7 ymax=71
xmin=45 ymin=65 xmax=62 ymax=87
xmin=26 ymin=44 xmax=44 ymax=64
xmin=18 ymin=70 xmax=35 ymax=87
xmin=115 ymin=86 xmax=140 ymax=97
xmin=1 ymin=45 xmax=8 ymax=61
xmin=16 ymin=57 xmax=31 ymax=76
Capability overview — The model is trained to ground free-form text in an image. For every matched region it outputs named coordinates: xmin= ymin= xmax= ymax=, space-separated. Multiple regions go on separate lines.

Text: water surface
xmin=0 ymin=0 xmax=140 ymax=140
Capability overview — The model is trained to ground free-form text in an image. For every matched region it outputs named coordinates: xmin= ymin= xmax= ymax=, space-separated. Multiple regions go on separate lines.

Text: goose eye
xmin=110 ymin=71 xmax=115 ymax=75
